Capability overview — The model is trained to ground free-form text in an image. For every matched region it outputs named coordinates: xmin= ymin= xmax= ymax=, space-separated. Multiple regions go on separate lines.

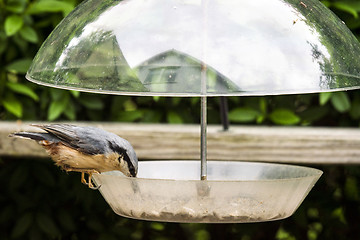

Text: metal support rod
xmin=200 ymin=0 xmax=208 ymax=181
xmin=219 ymin=96 xmax=229 ymax=131
xmin=200 ymin=96 xmax=207 ymax=180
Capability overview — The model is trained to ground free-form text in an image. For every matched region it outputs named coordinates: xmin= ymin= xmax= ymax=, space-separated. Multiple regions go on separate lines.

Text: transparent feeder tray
xmin=92 ymin=161 xmax=322 ymax=223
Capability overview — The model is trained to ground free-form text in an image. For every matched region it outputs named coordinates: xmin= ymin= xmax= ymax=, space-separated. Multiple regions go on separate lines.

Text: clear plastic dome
xmin=26 ymin=0 xmax=360 ymax=96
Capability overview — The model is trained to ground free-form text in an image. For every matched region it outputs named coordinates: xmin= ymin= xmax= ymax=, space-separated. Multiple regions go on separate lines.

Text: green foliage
xmin=6 ymin=81 xmax=39 ymax=101
xmin=0 ymin=0 xmax=360 ymax=126
xmin=2 ymin=0 xmax=360 ymax=240
xmin=322 ymin=0 xmax=360 ymax=18
xmin=4 ymin=15 xmax=23 ymax=36
xmin=330 ymin=92 xmax=351 ymax=113
xmin=319 ymin=92 xmax=332 ymax=105
xmin=269 ymin=109 xmax=301 ymax=125
xmin=228 ymin=107 xmax=261 ymax=123
xmin=27 ymin=0 xmax=75 ymax=15
xmin=1 ymin=159 xmax=360 ymax=240
xmin=6 ymin=58 xmax=32 ymax=74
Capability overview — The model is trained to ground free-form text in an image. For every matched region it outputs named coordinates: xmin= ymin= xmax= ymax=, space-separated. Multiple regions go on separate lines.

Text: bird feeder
xmin=26 ymin=0 xmax=360 ymax=223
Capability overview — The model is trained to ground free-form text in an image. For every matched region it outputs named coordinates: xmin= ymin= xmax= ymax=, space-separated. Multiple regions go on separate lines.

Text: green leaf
xmin=259 ymin=97 xmax=267 ymax=114
xmin=5 ymin=15 xmax=24 ymax=36
xmin=276 ymin=227 xmax=296 ymax=240
xmin=228 ymin=107 xmax=260 ymax=122
xmin=167 ymin=111 xmax=183 ymax=124
xmin=332 ymin=207 xmax=347 ymax=224
xmin=123 ymin=99 xmax=137 ymax=111
xmin=3 ymin=96 xmax=23 ymax=117
xmin=256 ymin=115 xmax=265 ymax=124
xmin=143 ymin=110 xmax=162 ymax=123
xmin=344 ymin=177 xmax=359 ymax=201
xmin=48 ymin=95 xmax=69 ymax=121
xmin=332 ymin=2 xmax=359 ymax=18
xmin=195 ymin=229 xmax=210 ymax=240
xmin=19 ymin=26 xmax=38 ymax=43
xmin=6 ymin=82 xmax=39 ymax=101
xmin=321 ymin=1 xmax=330 ymax=8
xmin=13 ymin=34 xmax=28 ymax=52
xmin=48 ymin=101 xmax=66 ymax=121
xmin=49 ymin=88 xmax=66 ymax=101
xmin=7 ymin=73 xmax=18 ymax=83
xmin=153 ymin=96 xmax=160 ymax=102
xmin=350 ymin=95 xmax=360 ymax=119
xmin=5 ymin=0 xmax=26 ymax=13
xmin=63 ymin=101 xmax=76 ymax=120
xmin=331 ymin=92 xmax=351 ymax=113
xmin=70 ymin=90 xmax=80 ymax=98
xmin=0 ymin=32 xmax=7 ymax=54
xmin=299 ymin=106 xmax=329 ymax=123
xmin=307 ymin=208 xmax=319 ymax=218
xmin=269 ymin=109 xmax=300 ymax=125
xmin=150 ymin=222 xmax=164 ymax=231
xmin=27 ymin=0 xmax=74 ymax=16
xmin=117 ymin=110 xmax=143 ymax=122
xmin=36 ymin=212 xmax=60 ymax=237
xmin=11 ymin=212 xmax=33 ymax=238
xmin=6 ymin=58 xmax=32 ymax=74
xmin=79 ymin=95 xmax=104 ymax=110
xmin=319 ymin=92 xmax=332 ymax=105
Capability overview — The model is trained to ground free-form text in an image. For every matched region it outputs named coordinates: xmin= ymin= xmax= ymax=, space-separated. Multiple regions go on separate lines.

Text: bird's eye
xmin=117 ymin=153 xmax=124 ymax=162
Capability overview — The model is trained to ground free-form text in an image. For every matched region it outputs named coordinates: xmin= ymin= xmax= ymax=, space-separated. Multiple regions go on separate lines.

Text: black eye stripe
xmin=108 ymin=140 xmax=133 ymax=167
xmin=107 ymin=140 xmax=136 ymax=176
xmin=108 ymin=140 xmax=126 ymax=156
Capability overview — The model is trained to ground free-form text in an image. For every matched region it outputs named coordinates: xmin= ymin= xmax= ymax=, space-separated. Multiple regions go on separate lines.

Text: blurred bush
xmin=1 ymin=0 xmax=360 ymax=239
xmin=1 ymin=0 xmax=360 ymax=126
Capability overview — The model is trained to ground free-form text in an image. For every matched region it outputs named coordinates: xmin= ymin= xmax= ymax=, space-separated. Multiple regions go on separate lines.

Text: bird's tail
xmin=9 ymin=132 xmax=49 ymax=141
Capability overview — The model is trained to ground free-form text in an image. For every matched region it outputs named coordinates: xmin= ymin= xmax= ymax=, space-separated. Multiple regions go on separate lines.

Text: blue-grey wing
xmin=33 ymin=124 xmax=108 ymax=155
xmin=9 ymin=132 xmax=60 ymax=142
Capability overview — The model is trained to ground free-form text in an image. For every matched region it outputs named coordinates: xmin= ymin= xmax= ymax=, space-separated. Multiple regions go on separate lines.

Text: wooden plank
xmin=2 ymin=121 xmax=360 ymax=164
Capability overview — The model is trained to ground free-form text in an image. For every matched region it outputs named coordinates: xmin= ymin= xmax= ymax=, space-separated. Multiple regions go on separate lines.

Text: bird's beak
xmin=129 ymin=165 xmax=137 ymax=177
xmin=129 ymin=170 xmax=137 ymax=177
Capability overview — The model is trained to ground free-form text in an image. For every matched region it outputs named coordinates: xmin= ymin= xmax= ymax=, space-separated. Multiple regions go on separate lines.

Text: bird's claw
xmin=88 ymin=183 xmax=101 ymax=190
xmin=81 ymin=171 xmax=101 ymax=190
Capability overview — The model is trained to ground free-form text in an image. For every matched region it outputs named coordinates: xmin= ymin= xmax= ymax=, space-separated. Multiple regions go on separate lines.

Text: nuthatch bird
xmin=9 ymin=124 xmax=138 ymax=189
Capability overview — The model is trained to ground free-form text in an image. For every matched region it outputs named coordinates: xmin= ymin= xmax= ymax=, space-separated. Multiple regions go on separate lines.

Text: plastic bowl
xmin=92 ymin=161 xmax=322 ymax=223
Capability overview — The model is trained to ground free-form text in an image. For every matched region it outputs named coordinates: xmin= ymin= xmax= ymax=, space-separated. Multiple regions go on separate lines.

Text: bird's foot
xmin=80 ymin=172 xmax=87 ymax=185
xmin=81 ymin=170 xmax=100 ymax=190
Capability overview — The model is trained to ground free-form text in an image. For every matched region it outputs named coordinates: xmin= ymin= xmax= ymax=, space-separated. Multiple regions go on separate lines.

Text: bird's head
xmin=107 ymin=139 xmax=138 ymax=177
